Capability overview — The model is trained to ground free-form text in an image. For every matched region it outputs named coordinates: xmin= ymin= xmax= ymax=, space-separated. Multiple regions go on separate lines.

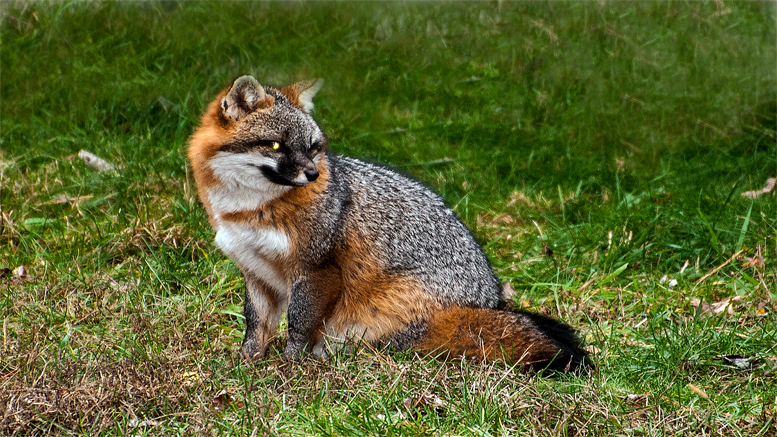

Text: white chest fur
xmin=214 ymin=221 xmax=290 ymax=294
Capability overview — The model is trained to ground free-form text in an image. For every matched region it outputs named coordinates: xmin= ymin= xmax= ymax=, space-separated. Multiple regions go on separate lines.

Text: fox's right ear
xmin=221 ymin=75 xmax=272 ymax=121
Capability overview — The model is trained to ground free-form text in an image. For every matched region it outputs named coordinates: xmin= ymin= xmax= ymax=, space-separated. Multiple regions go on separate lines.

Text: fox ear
xmin=281 ymin=78 xmax=324 ymax=113
xmin=221 ymin=75 xmax=268 ymax=121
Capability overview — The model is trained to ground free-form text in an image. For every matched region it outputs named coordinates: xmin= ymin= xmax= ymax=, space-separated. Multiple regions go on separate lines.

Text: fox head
xmin=189 ymin=75 xmax=326 ymax=215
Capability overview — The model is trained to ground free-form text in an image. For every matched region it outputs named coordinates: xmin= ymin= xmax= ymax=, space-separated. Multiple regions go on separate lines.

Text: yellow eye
xmin=272 ymin=142 xmax=280 ymax=150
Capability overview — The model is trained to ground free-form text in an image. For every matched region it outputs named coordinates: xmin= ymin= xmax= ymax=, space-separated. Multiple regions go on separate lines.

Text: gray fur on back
xmin=327 ymin=154 xmax=503 ymax=309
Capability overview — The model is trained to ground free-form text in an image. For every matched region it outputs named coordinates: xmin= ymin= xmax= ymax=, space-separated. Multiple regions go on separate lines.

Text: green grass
xmin=1 ymin=1 xmax=776 ymax=435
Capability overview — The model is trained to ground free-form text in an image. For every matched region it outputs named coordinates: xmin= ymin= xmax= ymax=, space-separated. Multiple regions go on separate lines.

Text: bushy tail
xmin=414 ymin=307 xmax=592 ymax=373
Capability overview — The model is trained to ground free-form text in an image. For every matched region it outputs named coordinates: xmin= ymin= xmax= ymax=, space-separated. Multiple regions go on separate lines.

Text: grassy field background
xmin=1 ymin=1 xmax=776 ymax=435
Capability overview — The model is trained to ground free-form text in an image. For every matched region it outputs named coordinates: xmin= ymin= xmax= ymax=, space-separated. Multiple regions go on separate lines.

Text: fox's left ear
xmin=222 ymin=75 xmax=272 ymax=121
xmin=281 ymin=79 xmax=324 ymax=113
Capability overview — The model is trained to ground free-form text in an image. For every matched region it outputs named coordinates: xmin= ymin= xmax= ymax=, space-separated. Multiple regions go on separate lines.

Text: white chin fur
xmin=292 ymin=172 xmax=311 ymax=185
xmin=207 ymin=151 xmax=291 ymax=213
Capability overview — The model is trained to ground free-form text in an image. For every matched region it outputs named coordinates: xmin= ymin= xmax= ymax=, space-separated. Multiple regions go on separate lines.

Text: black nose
xmin=304 ymin=169 xmax=319 ymax=181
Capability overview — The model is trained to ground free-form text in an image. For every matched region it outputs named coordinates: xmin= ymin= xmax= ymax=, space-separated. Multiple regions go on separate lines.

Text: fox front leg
xmin=283 ymin=265 xmax=343 ymax=360
xmin=283 ymin=279 xmax=329 ymax=361
xmin=241 ymin=273 xmax=285 ymax=361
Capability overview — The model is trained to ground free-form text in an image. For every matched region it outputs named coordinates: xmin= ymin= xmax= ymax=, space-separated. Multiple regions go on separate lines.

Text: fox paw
xmin=282 ymin=342 xmax=307 ymax=362
xmin=240 ymin=339 xmax=267 ymax=362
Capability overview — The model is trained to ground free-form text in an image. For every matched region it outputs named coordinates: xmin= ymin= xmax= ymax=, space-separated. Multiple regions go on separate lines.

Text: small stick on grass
xmin=694 ymin=249 xmax=744 ymax=286
xmin=577 ymin=276 xmax=598 ymax=293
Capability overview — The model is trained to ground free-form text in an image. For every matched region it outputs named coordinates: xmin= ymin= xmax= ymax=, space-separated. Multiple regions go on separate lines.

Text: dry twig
xmin=694 ymin=249 xmax=744 ymax=286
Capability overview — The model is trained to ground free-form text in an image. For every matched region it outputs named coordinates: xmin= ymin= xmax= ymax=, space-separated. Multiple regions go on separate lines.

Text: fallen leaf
xmin=689 ymin=298 xmax=709 ymax=313
xmin=711 ymin=296 xmax=741 ymax=315
xmin=156 ymin=96 xmax=175 ymax=112
xmin=716 ymin=354 xmax=757 ymax=370
xmin=502 ymin=281 xmax=516 ymax=301
xmin=12 ymin=266 xmax=26 ymax=277
xmin=625 ymin=393 xmax=649 ymax=407
xmin=624 ymin=339 xmax=653 ymax=348
xmin=212 ymin=390 xmax=232 ymax=409
xmin=742 ymin=257 xmax=765 ymax=269
xmin=689 ymin=296 xmax=741 ymax=315
xmin=588 ymin=346 xmax=602 ymax=354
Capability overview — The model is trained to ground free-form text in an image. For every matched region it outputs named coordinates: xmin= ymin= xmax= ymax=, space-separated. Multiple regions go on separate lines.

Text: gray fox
xmin=188 ymin=75 xmax=590 ymax=372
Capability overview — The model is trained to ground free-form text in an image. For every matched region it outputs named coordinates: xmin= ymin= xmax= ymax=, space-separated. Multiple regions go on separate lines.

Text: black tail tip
xmin=516 ymin=310 xmax=595 ymax=375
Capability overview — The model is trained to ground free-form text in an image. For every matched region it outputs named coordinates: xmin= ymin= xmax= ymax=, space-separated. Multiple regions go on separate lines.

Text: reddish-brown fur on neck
xmin=188 ymin=88 xmax=231 ymax=224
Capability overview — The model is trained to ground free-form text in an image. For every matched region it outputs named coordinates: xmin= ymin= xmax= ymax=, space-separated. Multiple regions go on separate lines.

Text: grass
xmin=1 ymin=1 xmax=776 ymax=435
